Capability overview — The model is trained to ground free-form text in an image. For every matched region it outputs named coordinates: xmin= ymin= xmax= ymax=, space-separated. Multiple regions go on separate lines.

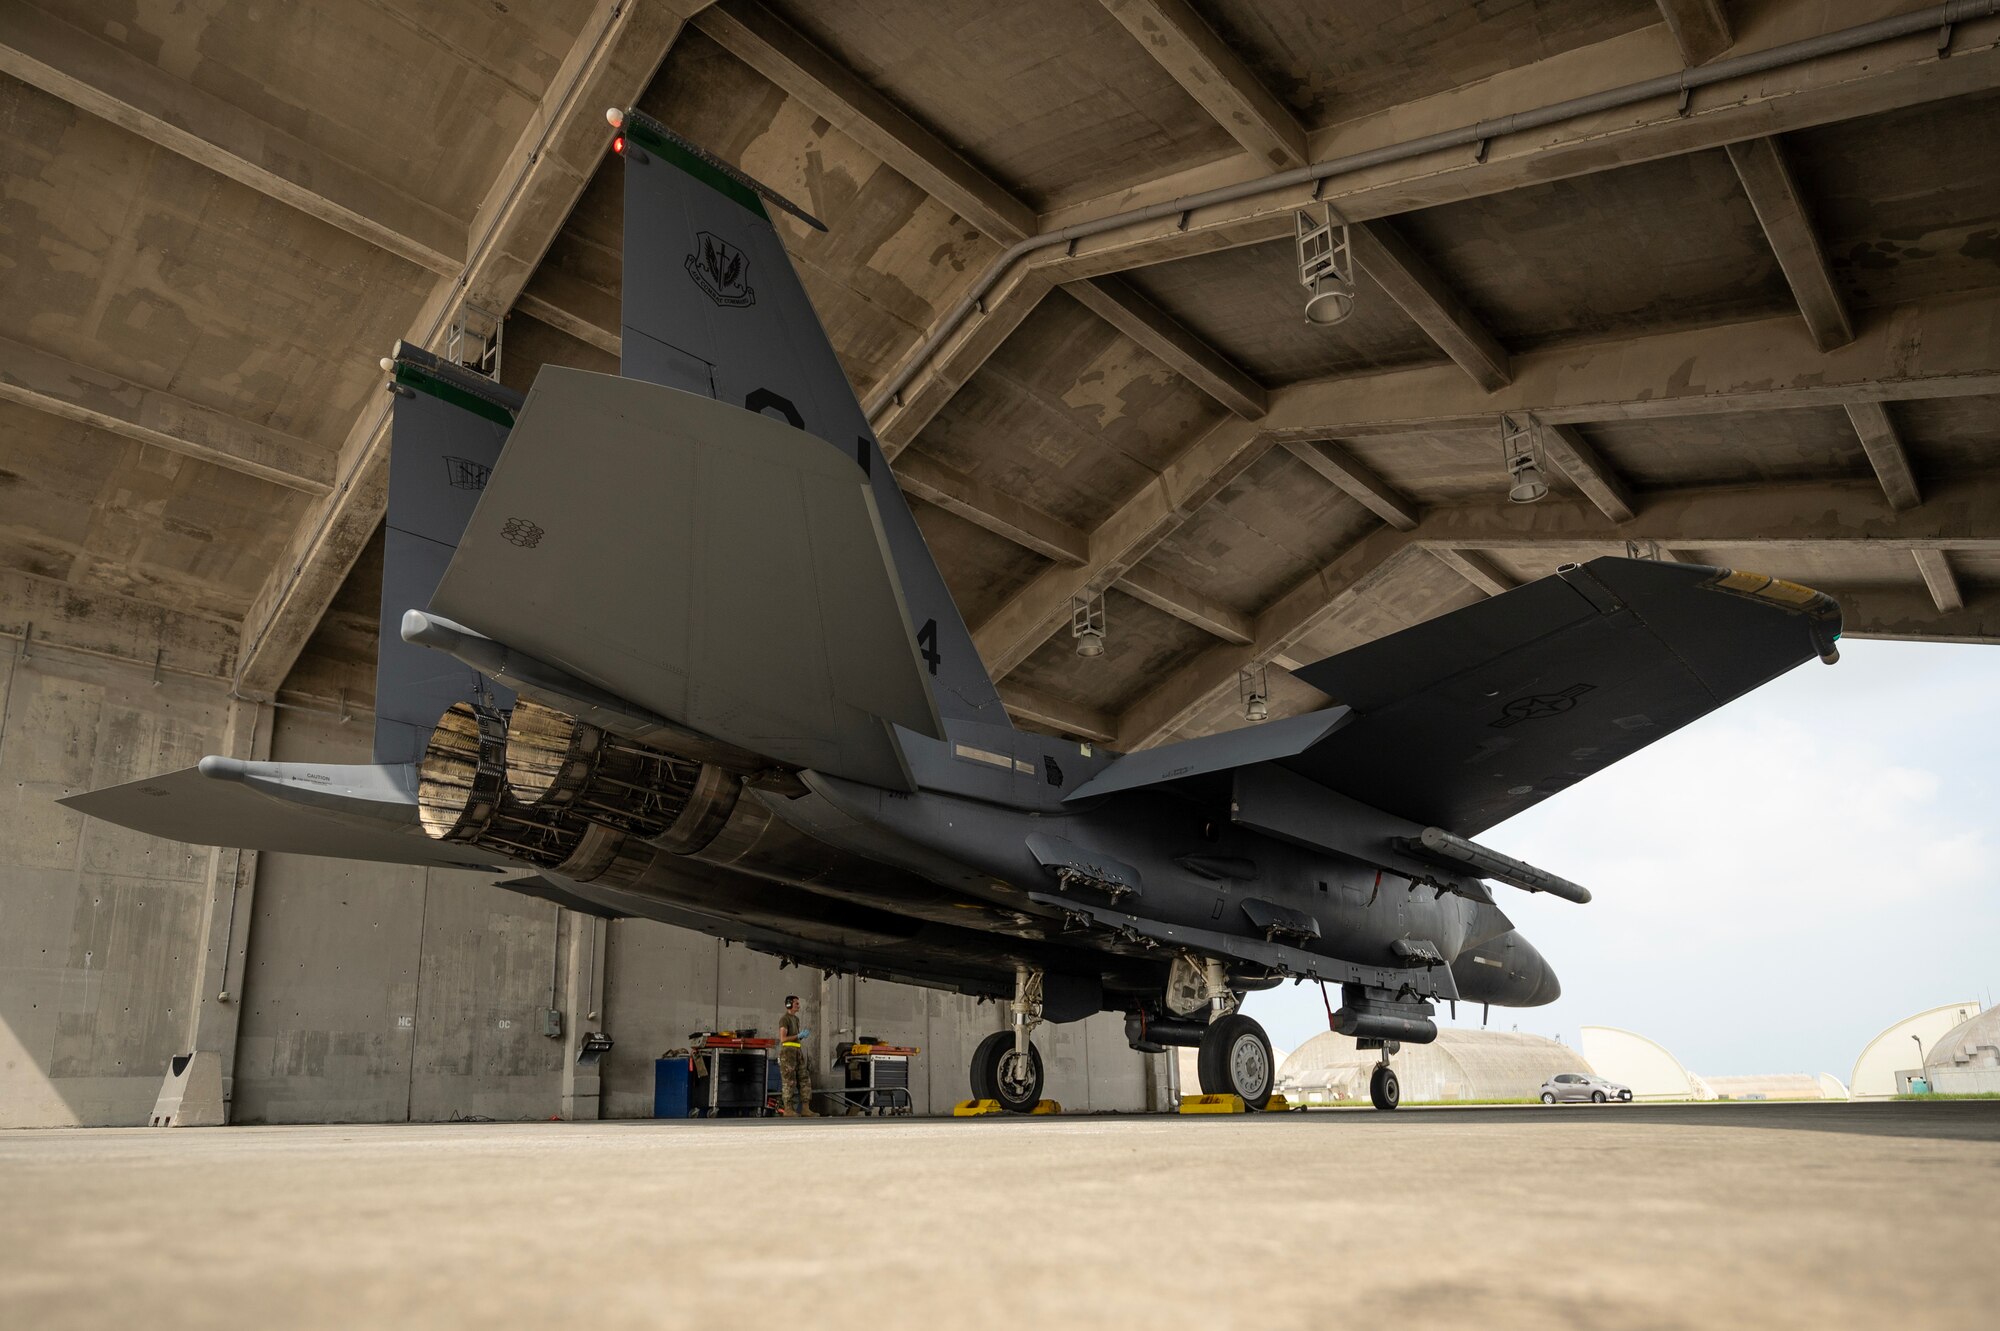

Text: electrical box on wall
xmin=543 ymin=1008 xmax=563 ymax=1039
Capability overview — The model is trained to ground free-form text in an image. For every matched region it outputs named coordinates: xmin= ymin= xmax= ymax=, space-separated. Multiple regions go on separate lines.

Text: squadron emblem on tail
xmin=686 ymin=230 xmax=754 ymax=307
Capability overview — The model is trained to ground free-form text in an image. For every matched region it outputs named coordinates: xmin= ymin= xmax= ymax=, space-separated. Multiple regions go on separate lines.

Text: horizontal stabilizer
xmin=492 ymin=875 xmax=635 ymax=919
xmin=1063 ymin=708 xmax=1349 ymax=803
xmin=428 ymin=367 xmax=943 ymax=790
xmin=1285 ymin=557 xmax=1841 ymax=834
xmin=59 ymin=761 xmax=499 ymax=870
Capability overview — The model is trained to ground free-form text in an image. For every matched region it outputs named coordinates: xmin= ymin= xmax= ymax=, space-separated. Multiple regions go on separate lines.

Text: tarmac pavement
xmin=1 ymin=1101 xmax=1993 ymax=1330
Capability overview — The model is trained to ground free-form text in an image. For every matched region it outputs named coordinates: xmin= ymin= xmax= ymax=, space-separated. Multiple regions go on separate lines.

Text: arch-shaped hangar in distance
xmin=1851 ymin=1000 xmax=1984 ymax=1097
xmin=2 ymin=0 xmax=1999 ymax=1128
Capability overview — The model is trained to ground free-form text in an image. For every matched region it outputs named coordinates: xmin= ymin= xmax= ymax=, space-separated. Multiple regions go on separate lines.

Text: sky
xmin=1245 ymin=637 xmax=2000 ymax=1082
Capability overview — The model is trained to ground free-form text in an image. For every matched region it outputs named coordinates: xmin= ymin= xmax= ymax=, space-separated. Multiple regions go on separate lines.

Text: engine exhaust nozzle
xmin=503 ymin=699 xmax=598 ymax=806
xmin=416 ymin=701 xmax=508 ymax=842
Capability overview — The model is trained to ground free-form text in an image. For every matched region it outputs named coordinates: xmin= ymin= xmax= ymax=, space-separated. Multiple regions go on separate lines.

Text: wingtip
xmin=197 ymin=755 xmax=248 ymax=782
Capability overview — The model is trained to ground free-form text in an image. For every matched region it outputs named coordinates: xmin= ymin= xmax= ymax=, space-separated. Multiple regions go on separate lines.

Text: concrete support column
xmin=177 ymin=697 xmax=273 ymax=1124
xmin=559 ymin=913 xmax=609 ymax=1121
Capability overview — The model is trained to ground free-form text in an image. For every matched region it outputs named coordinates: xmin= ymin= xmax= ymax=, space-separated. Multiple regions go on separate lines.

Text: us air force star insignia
xmin=685 ymin=231 xmax=754 ymax=307
xmin=1489 ymin=682 xmax=1595 ymax=728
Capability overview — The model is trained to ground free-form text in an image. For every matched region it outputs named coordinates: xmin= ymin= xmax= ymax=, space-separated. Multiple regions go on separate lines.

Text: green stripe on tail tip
xmin=393 ymin=365 xmax=515 ymax=427
xmin=623 ymin=119 xmax=770 ymax=222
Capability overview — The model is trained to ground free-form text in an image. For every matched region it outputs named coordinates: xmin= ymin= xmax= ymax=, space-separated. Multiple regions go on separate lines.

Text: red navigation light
xmin=611 ymin=134 xmax=625 ymax=156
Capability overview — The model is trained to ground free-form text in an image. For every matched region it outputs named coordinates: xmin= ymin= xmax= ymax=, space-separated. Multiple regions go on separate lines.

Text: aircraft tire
xmin=968 ymin=1032 xmax=999 ymax=1103
xmin=1369 ymin=1064 xmax=1401 ymax=1111
xmin=1196 ymin=1014 xmax=1274 ymax=1110
xmin=971 ymin=1031 xmax=1043 ymax=1113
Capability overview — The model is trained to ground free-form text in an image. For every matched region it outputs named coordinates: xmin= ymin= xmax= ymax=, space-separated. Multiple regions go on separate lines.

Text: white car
xmin=1539 ymin=1072 xmax=1633 ymax=1104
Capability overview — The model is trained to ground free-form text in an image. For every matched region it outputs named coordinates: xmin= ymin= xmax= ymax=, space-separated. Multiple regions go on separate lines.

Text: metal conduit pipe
xmin=862 ymin=0 xmax=2000 ymax=419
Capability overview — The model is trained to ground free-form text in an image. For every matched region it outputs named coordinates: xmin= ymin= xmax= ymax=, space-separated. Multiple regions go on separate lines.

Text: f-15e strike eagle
xmin=67 ymin=113 xmax=1843 ymax=1113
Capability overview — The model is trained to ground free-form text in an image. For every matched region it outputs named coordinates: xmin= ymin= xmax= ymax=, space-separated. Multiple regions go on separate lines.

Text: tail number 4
xmin=916 ymin=619 xmax=941 ymax=675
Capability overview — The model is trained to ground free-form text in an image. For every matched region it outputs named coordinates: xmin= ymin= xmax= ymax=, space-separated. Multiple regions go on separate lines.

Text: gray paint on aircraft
xmin=618 ymin=130 xmax=1004 ymax=726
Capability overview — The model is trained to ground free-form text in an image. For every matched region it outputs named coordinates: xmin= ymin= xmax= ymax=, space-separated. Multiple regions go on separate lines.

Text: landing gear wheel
xmin=1196 ymin=1013 xmax=1274 ymax=1109
xmin=1591 ymin=1090 xmax=1607 ymax=1104
xmin=1370 ymin=1064 xmax=1401 ymax=1112
xmin=970 ymin=1031 xmax=1044 ymax=1114
xmin=1541 ymin=1092 xmax=1557 ymax=1105
xmin=968 ymin=1032 xmax=998 ymax=1103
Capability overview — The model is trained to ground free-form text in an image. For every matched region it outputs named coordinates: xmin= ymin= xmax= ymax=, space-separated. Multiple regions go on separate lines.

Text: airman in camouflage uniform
xmin=778 ymin=994 xmax=815 ymax=1116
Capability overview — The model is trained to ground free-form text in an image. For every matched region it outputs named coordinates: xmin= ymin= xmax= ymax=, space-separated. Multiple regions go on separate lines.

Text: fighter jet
xmin=66 ymin=114 xmax=1843 ymax=1113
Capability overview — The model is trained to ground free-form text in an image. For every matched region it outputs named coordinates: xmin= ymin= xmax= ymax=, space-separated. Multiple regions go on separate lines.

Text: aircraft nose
xmin=1528 ymin=953 xmax=1561 ymax=1006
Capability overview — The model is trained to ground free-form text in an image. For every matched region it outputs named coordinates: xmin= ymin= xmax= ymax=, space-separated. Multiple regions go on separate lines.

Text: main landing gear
xmin=1196 ymin=1013 xmax=1275 ymax=1109
xmin=1190 ymin=955 xmax=1274 ymax=1110
xmin=969 ymin=966 xmax=1046 ymax=1114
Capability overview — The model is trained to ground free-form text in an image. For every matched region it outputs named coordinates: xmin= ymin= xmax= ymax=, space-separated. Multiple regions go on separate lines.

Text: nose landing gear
xmin=1365 ymin=1040 xmax=1402 ymax=1111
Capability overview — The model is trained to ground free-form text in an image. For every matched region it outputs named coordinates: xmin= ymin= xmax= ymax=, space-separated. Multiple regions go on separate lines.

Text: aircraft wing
xmin=426 ymin=366 xmax=942 ymax=792
xmin=1282 ymin=557 xmax=1842 ymax=835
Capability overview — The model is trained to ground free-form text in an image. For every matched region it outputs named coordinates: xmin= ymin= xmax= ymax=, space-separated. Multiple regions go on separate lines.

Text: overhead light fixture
xmin=1071 ymin=592 xmax=1106 ymax=659
xmin=1295 ymin=202 xmax=1356 ymax=326
xmin=1239 ymin=665 xmax=1270 ymax=723
xmin=447 ymin=300 xmax=502 ymax=381
xmin=1501 ymin=412 xmax=1548 ymax=504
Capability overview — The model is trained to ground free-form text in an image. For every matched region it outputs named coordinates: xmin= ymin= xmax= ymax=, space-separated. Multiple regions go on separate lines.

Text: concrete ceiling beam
xmin=462 ymin=2 xmax=711 ymax=314
xmin=972 ymin=417 xmax=1270 ymax=677
xmin=233 ymin=0 xmax=684 ymax=697
xmin=694 ymin=0 xmax=1035 ymax=243
xmin=1541 ymin=424 xmax=1638 ymax=524
xmin=974 ymin=284 xmax=2000 ymax=710
xmin=1096 ymin=0 xmax=1308 ymax=172
xmin=870 ymin=268 xmax=1054 ymax=455
xmin=0 ymin=567 xmax=239 ymax=680
xmin=694 ymin=1 xmax=1259 ymax=442
xmin=1655 ymin=0 xmax=1734 ymax=65
xmin=1852 ymin=583 xmax=2000 ymax=642
xmin=1430 ymin=548 xmax=1518 ymax=598
xmin=1060 ymin=277 xmax=1267 ymax=419
xmin=1253 ymin=288 xmax=2000 ymax=441
xmin=1030 ymin=11 xmax=2000 ymax=283
xmin=1094 ymin=0 xmax=1511 ymax=395
xmin=0 ymin=3 xmax=464 ymax=275
xmin=998 ymin=684 xmax=1118 ymax=745
xmin=1408 ymin=472 xmax=2000 ymax=554
xmin=1278 ymin=439 xmax=1419 ymax=531
xmin=1843 ymin=401 xmax=1922 ymax=512
xmin=1350 ymin=221 xmax=1512 ymax=392
xmin=1115 ymin=528 xmax=1421 ymax=750
xmin=1726 ymin=136 xmax=1854 ymax=351
xmin=1112 ymin=468 xmax=2000 ymax=749
xmin=515 ymin=270 xmax=623 ymax=359
xmin=1911 ymin=550 xmax=1964 ymax=614
xmin=894 ymin=452 xmax=1089 ymax=565
xmin=1115 ymin=566 xmax=1254 ymax=645
xmin=0 ymin=337 xmax=333 ymax=496
xmin=1840 ymin=581 xmax=1994 ymax=643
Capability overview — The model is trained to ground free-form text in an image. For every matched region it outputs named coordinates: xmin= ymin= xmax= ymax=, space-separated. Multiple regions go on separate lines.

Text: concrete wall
xmin=2 ymin=644 xmax=1165 ymax=1126
xmin=230 ymin=706 xmax=573 ymax=1124
xmin=0 ymin=644 xmax=236 ymax=1127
